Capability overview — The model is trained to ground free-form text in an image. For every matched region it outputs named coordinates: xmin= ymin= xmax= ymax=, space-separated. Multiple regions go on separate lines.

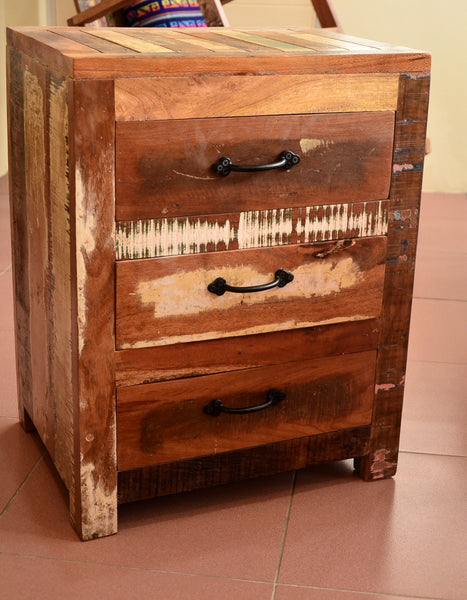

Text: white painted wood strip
xmin=116 ymin=201 xmax=388 ymax=260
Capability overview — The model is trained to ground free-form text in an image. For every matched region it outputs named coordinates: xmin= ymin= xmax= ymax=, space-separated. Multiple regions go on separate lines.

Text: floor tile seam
xmin=0 ymin=454 xmax=45 ymax=519
xmin=271 ymin=471 xmax=297 ymax=600
xmin=412 ymin=296 xmax=467 ymax=303
xmin=0 ymin=550 xmax=275 ymax=586
xmin=0 ymin=264 xmax=12 ymax=277
xmin=274 ymin=582 xmax=449 ymax=600
xmin=407 ymin=358 xmax=467 ymax=367
xmin=399 ymin=450 xmax=467 ymax=459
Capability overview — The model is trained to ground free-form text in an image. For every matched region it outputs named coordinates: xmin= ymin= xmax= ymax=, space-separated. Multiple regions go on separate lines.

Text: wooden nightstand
xmin=7 ymin=26 xmax=430 ymax=540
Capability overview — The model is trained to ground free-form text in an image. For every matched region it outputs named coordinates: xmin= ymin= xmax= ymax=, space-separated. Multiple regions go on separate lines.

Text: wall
xmin=2 ymin=0 xmax=466 ymax=192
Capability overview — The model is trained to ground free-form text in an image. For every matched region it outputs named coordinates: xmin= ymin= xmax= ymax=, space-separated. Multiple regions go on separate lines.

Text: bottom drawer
xmin=117 ymin=351 xmax=376 ymax=470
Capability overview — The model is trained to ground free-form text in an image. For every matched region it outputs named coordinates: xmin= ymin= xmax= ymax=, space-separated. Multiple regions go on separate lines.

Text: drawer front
xmin=116 ymin=111 xmax=395 ymax=220
xmin=117 ymin=350 xmax=376 ymax=470
xmin=116 ymin=237 xmax=387 ymax=350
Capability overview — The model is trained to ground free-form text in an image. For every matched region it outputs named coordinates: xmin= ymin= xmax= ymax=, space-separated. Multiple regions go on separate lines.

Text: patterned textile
xmin=124 ymin=0 xmax=207 ymax=28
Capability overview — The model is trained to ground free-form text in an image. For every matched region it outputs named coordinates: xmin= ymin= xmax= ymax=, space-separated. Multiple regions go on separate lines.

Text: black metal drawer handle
xmin=204 ymin=388 xmax=286 ymax=417
xmin=212 ymin=150 xmax=300 ymax=176
xmin=208 ymin=268 xmax=294 ymax=296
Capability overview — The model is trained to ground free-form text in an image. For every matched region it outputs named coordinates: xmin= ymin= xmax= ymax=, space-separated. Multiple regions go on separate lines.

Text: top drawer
xmin=115 ymin=111 xmax=395 ymax=221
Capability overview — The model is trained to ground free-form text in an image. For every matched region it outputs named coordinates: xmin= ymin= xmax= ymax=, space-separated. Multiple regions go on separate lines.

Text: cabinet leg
xmin=19 ymin=406 xmax=36 ymax=433
xmin=354 ymin=448 xmax=398 ymax=481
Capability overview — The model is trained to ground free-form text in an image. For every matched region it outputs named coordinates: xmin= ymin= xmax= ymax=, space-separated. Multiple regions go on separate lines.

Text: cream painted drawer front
xmin=115 ymin=111 xmax=395 ymax=221
xmin=115 ymin=237 xmax=387 ymax=350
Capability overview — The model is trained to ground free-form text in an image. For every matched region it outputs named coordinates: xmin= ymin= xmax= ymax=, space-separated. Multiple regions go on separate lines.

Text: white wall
xmin=2 ymin=0 xmax=466 ymax=192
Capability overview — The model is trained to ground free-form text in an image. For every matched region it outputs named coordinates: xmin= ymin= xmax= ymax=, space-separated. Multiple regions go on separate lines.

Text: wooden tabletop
xmin=7 ymin=27 xmax=431 ymax=78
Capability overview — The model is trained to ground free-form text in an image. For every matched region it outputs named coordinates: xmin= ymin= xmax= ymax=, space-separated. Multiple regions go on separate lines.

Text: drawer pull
xmin=208 ymin=268 xmax=294 ymax=296
xmin=212 ymin=150 xmax=300 ymax=177
xmin=204 ymin=388 xmax=286 ymax=417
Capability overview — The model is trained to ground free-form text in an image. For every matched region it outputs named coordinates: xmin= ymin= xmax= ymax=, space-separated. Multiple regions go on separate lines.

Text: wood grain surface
xmin=115 ymin=318 xmax=380 ymax=387
xmin=117 ymin=351 xmax=376 ymax=469
xmin=116 ymin=112 xmax=394 ymax=221
xmin=116 ymin=237 xmax=387 ymax=349
xmin=115 ymin=73 xmax=398 ymax=121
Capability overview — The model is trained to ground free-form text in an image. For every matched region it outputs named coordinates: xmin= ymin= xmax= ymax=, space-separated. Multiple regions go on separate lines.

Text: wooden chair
xmin=69 ymin=0 xmax=341 ymax=29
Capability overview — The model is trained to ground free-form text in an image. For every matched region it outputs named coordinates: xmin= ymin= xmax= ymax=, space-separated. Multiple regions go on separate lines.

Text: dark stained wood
xmin=355 ymin=73 xmax=430 ymax=481
xmin=310 ymin=0 xmax=339 ymax=28
xmin=116 ymin=112 xmax=395 ymax=220
xmin=117 ymin=351 xmax=375 ymax=469
xmin=115 ymin=318 xmax=380 ymax=387
xmin=118 ymin=425 xmax=371 ymax=503
xmin=71 ymin=78 xmax=118 ymax=539
xmin=116 ymin=237 xmax=387 ymax=349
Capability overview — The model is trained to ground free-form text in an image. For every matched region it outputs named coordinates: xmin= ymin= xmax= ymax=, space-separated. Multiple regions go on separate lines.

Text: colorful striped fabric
xmin=124 ymin=1 xmax=207 ymax=28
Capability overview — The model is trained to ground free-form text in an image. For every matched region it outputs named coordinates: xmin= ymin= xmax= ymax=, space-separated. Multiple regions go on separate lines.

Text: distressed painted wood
xmin=71 ymin=79 xmax=117 ymax=540
xmin=115 ymin=318 xmax=380 ymax=387
xmin=355 ymin=72 xmax=431 ymax=482
xmin=116 ymin=112 xmax=394 ymax=221
xmin=116 ymin=200 xmax=389 ymax=260
xmin=8 ymin=26 xmax=430 ymax=539
xmin=116 ymin=237 xmax=387 ymax=349
xmin=117 ymin=351 xmax=376 ymax=469
xmin=8 ymin=51 xmax=75 ymax=496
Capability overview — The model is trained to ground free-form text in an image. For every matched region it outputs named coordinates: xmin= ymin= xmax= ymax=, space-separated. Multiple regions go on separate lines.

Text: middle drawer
xmin=116 ymin=237 xmax=387 ymax=350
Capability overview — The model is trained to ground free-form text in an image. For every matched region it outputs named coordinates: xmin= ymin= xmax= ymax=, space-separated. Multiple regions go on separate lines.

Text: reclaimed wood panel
xmin=72 ymin=79 xmax=118 ymax=540
xmin=116 ymin=112 xmax=395 ymax=221
xmin=115 ymin=73 xmax=398 ymax=121
xmin=117 ymin=351 xmax=376 ymax=469
xmin=115 ymin=318 xmax=380 ymax=387
xmin=118 ymin=425 xmax=371 ymax=503
xmin=7 ymin=27 xmax=431 ymax=80
xmin=7 ymin=48 xmax=33 ymax=430
xmin=355 ymin=72 xmax=431 ymax=482
xmin=22 ymin=57 xmax=53 ymax=456
xmin=8 ymin=51 xmax=75 ymax=491
xmin=116 ymin=200 xmax=389 ymax=260
xmin=116 ymin=237 xmax=387 ymax=349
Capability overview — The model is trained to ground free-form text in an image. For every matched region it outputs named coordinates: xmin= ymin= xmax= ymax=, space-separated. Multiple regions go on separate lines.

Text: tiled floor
xmin=0 ymin=175 xmax=466 ymax=600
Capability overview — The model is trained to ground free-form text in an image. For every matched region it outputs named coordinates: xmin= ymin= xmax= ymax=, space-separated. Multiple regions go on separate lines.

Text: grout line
xmin=0 ymin=453 xmax=45 ymax=519
xmin=275 ymin=582 xmax=449 ymax=600
xmin=0 ymin=550 xmax=274 ymax=587
xmin=399 ymin=450 xmax=467 ymax=459
xmin=0 ymin=264 xmax=12 ymax=277
xmin=271 ymin=470 xmax=297 ymax=600
xmin=412 ymin=295 xmax=467 ymax=303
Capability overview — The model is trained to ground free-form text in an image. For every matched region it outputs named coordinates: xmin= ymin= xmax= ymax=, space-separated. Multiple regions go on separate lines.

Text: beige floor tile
xmin=417 ymin=193 xmax=467 ymax=255
xmin=278 ymin=454 xmax=467 ymax=599
xmin=0 ymin=418 xmax=43 ymax=514
xmin=0 ymin=453 xmax=293 ymax=582
xmin=0 ymin=554 xmax=273 ymax=600
xmin=413 ymin=252 xmax=467 ymax=301
xmin=401 ymin=361 xmax=467 ymax=456
xmin=407 ymin=298 xmax=467 ymax=363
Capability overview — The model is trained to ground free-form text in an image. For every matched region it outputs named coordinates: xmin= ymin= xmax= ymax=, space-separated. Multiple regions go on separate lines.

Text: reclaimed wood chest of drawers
xmin=7 ymin=26 xmax=430 ymax=540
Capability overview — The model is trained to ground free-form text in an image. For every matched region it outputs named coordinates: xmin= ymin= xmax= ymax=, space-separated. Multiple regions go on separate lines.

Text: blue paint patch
xmin=394 ymin=211 xmax=402 ymax=220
